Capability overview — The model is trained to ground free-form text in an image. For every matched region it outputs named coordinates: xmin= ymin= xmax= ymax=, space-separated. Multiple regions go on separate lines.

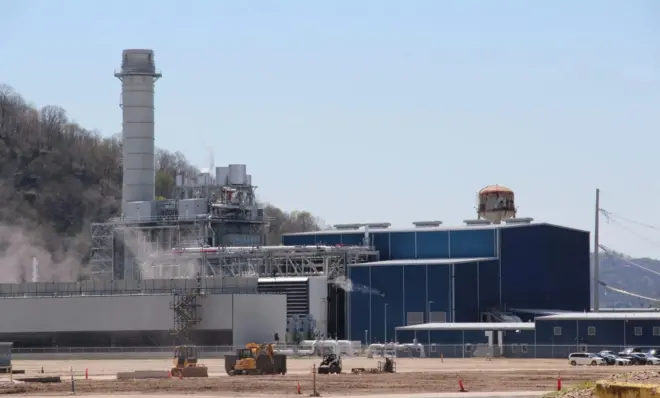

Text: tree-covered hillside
xmin=0 ymin=85 xmax=323 ymax=282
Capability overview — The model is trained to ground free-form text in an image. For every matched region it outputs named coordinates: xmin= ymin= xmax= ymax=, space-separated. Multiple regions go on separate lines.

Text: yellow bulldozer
xmin=170 ymin=345 xmax=209 ymax=378
xmin=225 ymin=342 xmax=287 ymax=376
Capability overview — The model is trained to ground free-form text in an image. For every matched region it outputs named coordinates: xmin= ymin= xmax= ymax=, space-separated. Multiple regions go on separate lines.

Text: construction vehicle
xmin=318 ymin=353 xmax=342 ymax=374
xmin=170 ymin=345 xmax=209 ymax=378
xmin=351 ymin=357 xmax=396 ymax=374
xmin=225 ymin=342 xmax=287 ymax=376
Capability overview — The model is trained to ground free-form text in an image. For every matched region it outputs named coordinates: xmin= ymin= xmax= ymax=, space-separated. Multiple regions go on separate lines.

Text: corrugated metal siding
xmin=535 ymin=319 xmax=660 ymax=346
xmin=427 ymin=265 xmax=451 ymax=323
xmin=404 ymin=265 xmax=426 ymax=322
xmin=478 ymin=260 xmax=501 ymax=313
xmin=371 ymin=265 xmax=403 ymax=342
xmin=286 ymin=229 xmax=496 ymax=261
xmin=449 ymin=229 xmax=496 ymax=258
xmin=416 ymin=231 xmax=450 ymax=259
xmin=347 ymin=266 xmax=370 ymax=342
xmin=389 ymin=232 xmax=415 ymax=259
xmin=500 ymin=224 xmax=590 ymax=312
xmin=454 ymin=262 xmax=479 ymax=322
xmin=535 ymin=319 xmax=578 ymax=345
xmin=371 ymin=232 xmax=390 ymax=259
xmin=348 ymin=263 xmax=454 ymax=343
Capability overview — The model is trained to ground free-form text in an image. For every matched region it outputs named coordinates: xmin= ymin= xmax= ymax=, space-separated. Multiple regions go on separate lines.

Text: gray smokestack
xmin=115 ymin=49 xmax=162 ymax=214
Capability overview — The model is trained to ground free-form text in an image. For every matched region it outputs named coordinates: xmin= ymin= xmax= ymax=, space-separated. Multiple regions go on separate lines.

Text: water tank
xmin=477 ymin=185 xmax=516 ymax=224
xmin=228 ymin=164 xmax=247 ymax=185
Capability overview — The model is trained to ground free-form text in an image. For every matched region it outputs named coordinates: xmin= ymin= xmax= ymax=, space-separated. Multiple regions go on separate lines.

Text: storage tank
xmin=216 ymin=167 xmax=229 ymax=186
xmin=477 ymin=185 xmax=516 ymax=224
xmin=228 ymin=164 xmax=247 ymax=185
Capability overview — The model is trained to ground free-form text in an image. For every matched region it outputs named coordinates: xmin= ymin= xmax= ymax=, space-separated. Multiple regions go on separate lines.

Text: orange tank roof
xmin=479 ymin=185 xmax=513 ymax=194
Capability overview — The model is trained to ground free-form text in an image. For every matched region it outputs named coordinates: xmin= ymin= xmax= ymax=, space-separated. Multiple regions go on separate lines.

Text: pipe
xmin=171 ymin=245 xmax=339 ymax=254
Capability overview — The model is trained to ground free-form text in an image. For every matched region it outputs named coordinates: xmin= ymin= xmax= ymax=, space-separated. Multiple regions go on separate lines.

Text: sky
xmin=1 ymin=1 xmax=659 ymax=257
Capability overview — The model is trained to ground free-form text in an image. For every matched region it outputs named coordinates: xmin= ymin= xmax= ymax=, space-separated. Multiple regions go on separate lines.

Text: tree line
xmin=0 ymin=84 xmax=324 ymax=277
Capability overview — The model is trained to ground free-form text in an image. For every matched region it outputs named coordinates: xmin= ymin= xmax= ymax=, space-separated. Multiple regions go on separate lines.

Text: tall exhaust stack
xmin=115 ymin=49 xmax=162 ymax=214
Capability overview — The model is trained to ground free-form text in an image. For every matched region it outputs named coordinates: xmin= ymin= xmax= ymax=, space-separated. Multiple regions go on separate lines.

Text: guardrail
xmin=10 ymin=343 xmax=645 ymax=359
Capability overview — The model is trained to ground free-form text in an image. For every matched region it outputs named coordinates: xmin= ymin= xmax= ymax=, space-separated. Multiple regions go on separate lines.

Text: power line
xmin=599 ymin=208 xmax=660 ymax=231
xmin=599 ymin=245 xmax=660 ymax=277
xmin=598 ymin=280 xmax=660 ymax=303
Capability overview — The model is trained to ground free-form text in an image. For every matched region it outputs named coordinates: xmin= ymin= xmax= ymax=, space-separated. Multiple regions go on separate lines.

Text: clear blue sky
xmin=1 ymin=1 xmax=659 ymax=257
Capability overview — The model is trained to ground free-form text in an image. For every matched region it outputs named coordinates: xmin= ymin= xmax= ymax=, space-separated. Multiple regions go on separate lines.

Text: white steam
xmin=118 ymin=228 xmax=199 ymax=279
xmin=0 ymin=224 xmax=83 ymax=283
xmin=332 ymin=276 xmax=385 ymax=297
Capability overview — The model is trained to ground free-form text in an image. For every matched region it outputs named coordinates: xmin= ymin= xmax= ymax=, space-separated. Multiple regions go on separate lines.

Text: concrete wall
xmin=0 ymin=293 xmax=282 ymax=335
xmin=0 ymin=294 xmax=174 ymax=333
xmin=232 ymin=294 xmax=286 ymax=346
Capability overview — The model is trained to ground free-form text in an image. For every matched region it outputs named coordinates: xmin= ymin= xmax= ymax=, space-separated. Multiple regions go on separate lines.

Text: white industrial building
xmin=0 ymin=278 xmax=285 ymax=347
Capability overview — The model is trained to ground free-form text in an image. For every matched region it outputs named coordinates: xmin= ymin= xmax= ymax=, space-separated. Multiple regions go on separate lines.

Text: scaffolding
xmin=170 ymin=276 xmax=203 ymax=344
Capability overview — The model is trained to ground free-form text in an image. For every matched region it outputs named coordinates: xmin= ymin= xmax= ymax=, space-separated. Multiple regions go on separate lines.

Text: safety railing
xmin=9 ymin=343 xmax=635 ymax=359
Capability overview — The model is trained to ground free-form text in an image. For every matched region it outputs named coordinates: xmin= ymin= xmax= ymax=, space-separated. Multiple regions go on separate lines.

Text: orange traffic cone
xmin=168 ymin=370 xmax=172 ymax=378
xmin=457 ymin=374 xmax=467 ymax=392
xmin=557 ymin=372 xmax=562 ymax=391
xmin=297 ymin=381 xmax=301 ymax=394
xmin=85 ymin=368 xmax=88 ymax=380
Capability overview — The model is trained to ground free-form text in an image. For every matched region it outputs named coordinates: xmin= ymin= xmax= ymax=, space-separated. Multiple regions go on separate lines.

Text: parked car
xmin=598 ymin=351 xmax=631 ymax=366
xmin=645 ymin=355 xmax=660 ymax=365
xmin=569 ymin=352 xmax=607 ymax=366
xmin=626 ymin=353 xmax=651 ymax=365
xmin=594 ymin=353 xmax=616 ymax=365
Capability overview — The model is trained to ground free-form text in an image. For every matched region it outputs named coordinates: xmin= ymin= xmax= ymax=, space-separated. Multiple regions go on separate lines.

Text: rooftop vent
xmin=504 ymin=217 xmax=534 ymax=225
xmin=333 ymin=224 xmax=362 ymax=230
xmin=412 ymin=221 xmax=443 ymax=228
xmin=365 ymin=222 xmax=391 ymax=229
xmin=464 ymin=219 xmax=491 ymax=226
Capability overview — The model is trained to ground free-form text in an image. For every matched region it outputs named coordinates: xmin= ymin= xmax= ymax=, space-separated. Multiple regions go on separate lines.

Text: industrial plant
xmin=0 ymin=49 xmax=655 ymax=358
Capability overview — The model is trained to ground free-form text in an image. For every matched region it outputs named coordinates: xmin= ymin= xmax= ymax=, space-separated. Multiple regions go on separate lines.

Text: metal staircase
xmin=170 ymin=275 xmax=203 ymax=344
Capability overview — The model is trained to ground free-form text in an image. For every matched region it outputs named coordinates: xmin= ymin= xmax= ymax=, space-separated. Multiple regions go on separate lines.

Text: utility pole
xmin=594 ymin=188 xmax=600 ymax=311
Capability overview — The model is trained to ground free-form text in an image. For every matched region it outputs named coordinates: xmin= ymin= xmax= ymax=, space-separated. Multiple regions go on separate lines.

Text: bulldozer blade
xmin=180 ymin=366 xmax=209 ymax=378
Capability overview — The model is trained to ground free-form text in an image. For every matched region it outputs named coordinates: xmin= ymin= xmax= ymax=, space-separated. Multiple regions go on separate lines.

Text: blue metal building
xmin=534 ymin=312 xmax=660 ymax=348
xmin=282 ymin=222 xmax=590 ymax=343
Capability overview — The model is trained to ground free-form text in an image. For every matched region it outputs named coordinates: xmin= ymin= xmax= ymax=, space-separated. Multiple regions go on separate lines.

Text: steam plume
xmin=332 ymin=276 xmax=385 ymax=297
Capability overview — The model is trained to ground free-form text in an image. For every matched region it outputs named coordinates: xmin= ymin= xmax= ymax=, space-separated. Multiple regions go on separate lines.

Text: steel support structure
xmin=89 ymin=222 xmax=116 ymax=280
xmin=90 ymin=220 xmax=378 ymax=280
xmin=162 ymin=247 xmax=378 ymax=278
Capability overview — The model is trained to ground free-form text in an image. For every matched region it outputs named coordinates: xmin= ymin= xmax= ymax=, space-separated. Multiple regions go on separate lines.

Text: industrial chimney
xmin=115 ymin=49 xmax=162 ymax=214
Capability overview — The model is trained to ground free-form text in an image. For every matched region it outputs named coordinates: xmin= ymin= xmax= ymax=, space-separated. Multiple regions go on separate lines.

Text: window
xmin=588 ymin=326 xmax=596 ymax=336
xmin=553 ymin=326 xmax=562 ymax=336
xmin=653 ymin=327 xmax=660 ymax=336
xmin=407 ymin=312 xmax=424 ymax=326
xmin=634 ymin=327 xmax=643 ymax=336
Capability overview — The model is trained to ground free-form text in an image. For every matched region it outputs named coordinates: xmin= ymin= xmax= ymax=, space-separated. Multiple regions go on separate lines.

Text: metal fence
xmin=10 ymin=343 xmax=637 ymax=359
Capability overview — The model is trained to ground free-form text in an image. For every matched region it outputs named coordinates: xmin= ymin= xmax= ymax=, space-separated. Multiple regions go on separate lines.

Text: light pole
xmin=364 ymin=329 xmax=368 ymax=345
xmin=427 ymin=300 xmax=434 ymax=323
xmin=384 ymin=303 xmax=388 ymax=342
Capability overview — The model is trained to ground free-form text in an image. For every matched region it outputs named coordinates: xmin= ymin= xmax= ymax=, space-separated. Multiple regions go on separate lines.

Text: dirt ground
xmin=0 ymin=357 xmax=647 ymax=396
